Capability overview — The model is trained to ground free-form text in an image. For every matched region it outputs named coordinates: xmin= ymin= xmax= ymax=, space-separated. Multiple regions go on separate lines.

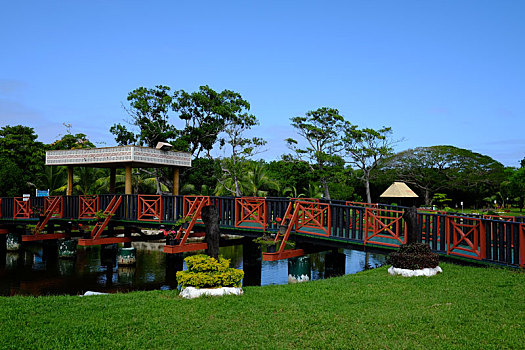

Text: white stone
xmin=288 ymin=274 xmax=310 ymax=283
xmin=81 ymin=291 xmax=109 ymax=296
xmin=180 ymin=286 xmax=243 ymax=299
xmin=388 ymin=265 xmax=443 ymax=277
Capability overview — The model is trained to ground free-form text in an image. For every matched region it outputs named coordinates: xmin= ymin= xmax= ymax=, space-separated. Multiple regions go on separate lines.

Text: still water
xmin=0 ymin=239 xmax=386 ymax=296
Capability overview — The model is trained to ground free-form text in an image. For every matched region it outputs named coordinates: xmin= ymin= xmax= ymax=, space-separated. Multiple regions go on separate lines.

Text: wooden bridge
xmin=1 ymin=194 xmax=524 ymax=268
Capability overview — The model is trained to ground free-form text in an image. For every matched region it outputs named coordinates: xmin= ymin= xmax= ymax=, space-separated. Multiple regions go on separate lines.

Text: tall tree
xmin=111 ymin=85 xmax=178 ymax=147
xmin=343 ymin=126 xmax=397 ymax=203
xmin=286 ymin=107 xmax=347 ymax=200
xmin=217 ymin=114 xmax=266 ymax=196
xmin=174 ymin=86 xmax=254 ymax=159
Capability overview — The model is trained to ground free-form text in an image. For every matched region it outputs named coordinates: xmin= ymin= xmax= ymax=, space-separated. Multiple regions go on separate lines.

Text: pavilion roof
xmin=379 ymin=181 xmax=419 ymax=198
xmin=45 ymin=145 xmax=192 ymax=168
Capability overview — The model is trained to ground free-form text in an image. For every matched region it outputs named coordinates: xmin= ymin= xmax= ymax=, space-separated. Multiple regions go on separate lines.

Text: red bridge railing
xmin=0 ymin=194 xmax=524 ymax=267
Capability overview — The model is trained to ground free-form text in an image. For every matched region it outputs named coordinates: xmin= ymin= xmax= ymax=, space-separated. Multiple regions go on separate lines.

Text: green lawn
xmin=0 ymin=263 xmax=524 ymax=349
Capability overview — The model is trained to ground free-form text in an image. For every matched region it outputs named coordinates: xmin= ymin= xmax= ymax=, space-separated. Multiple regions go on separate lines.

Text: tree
xmin=242 ymin=161 xmax=279 ymax=197
xmin=343 ymin=126 xmax=397 ymax=203
xmin=509 ymin=167 xmax=525 ymax=211
xmin=0 ymin=125 xmax=45 ymax=195
xmin=217 ymin=114 xmax=266 ymax=196
xmin=382 ymin=146 xmax=505 ymax=206
xmin=48 ymin=124 xmax=95 ymax=150
xmin=111 ymin=85 xmax=178 ymax=148
xmin=174 ymin=86 xmax=254 ymax=159
xmin=286 ymin=107 xmax=347 ymax=200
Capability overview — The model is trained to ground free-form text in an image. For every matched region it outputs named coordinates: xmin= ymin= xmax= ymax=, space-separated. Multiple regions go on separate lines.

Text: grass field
xmin=0 ymin=263 xmax=524 ymax=349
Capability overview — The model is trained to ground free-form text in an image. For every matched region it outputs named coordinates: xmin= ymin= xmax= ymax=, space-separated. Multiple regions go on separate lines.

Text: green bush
xmin=184 ymin=254 xmax=230 ymax=272
xmin=176 ymin=254 xmax=244 ymax=288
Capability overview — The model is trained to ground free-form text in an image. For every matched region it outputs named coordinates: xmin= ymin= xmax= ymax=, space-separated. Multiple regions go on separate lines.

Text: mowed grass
xmin=0 ymin=263 xmax=524 ymax=349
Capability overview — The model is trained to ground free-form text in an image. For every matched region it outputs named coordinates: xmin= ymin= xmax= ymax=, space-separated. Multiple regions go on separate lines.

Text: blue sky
xmin=1 ymin=1 xmax=523 ymax=166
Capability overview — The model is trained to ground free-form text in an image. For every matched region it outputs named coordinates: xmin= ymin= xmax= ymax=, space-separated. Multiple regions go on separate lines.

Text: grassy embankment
xmin=0 ymin=263 xmax=524 ymax=349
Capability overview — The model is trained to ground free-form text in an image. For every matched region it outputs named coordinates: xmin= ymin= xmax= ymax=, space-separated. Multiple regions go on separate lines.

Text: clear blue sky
xmin=1 ymin=0 xmax=523 ymax=166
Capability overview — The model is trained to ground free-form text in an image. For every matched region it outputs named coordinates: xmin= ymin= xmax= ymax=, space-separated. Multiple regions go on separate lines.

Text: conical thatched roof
xmin=380 ymin=182 xmax=418 ymax=198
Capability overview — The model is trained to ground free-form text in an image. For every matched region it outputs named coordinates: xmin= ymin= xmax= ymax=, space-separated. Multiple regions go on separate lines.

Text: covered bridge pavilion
xmin=45 ymin=145 xmax=192 ymax=195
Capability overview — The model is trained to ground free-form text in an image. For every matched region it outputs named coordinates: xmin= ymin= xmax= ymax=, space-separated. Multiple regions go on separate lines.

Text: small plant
xmin=253 ymin=235 xmax=296 ymax=250
xmin=29 ymin=206 xmax=45 ymax=218
xmin=174 ymin=214 xmax=193 ymax=227
xmin=176 ymin=254 xmax=244 ymax=289
xmin=94 ymin=210 xmax=111 ymax=221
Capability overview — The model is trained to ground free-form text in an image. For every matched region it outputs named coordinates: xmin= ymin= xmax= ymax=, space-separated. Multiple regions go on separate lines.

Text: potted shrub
xmin=176 ymin=254 xmax=244 ymax=298
xmin=387 ymin=243 xmax=441 ymax=277
xmin=253 ymin=234 xmax=295 ymax=253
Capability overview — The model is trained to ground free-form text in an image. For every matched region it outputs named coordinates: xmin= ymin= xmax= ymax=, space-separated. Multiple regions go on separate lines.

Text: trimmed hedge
xmin=176 ymin=254 xmax=244 ymax=288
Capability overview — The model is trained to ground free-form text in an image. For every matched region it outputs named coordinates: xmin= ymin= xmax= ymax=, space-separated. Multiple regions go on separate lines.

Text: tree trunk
xmin=321 ymin=178 xmax=330 ymax=200
xmin=424 ymin=189 xmax=431 ymax=206
xmin=403 ymin=206 xmax=418 ymax=244
xmin=365 ymin=178 xmax=372 ymax=204
xmin=234 ymin=176 xmax=242 ymax=197
xmin=201 ymin=205 xmax=220 ymax=259
xmin=154 ymin=168 xmax=162 ymax=195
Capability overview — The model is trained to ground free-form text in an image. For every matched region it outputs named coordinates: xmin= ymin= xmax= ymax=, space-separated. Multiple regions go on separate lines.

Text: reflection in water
xmin=0 ymin=239 xmax=386 ymax=296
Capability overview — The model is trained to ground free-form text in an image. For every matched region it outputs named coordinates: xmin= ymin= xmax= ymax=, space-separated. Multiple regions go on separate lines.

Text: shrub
xmin=176 ymin=254 xmax=244 ymax=288
xmin=387 ymin=243 xmax=439 ymax=270
xmin=184 ymin=254 xmax=230 ymax=272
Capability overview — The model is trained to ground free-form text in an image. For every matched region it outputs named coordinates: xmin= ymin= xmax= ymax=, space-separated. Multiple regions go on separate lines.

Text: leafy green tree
xmin=111 ymin=85 xmax=178 ymax=147
xmin=174 ymin=86 xmax=254 ymax=158
xmin=286 ymin=107 xmax=347 ymax=200
xmin=0 ymin=156 xmax=25 ymax=196
xmin=383 ymin=146 xmax=505 ymax=206
xmin=217 ymin=114 xmax=266 ymax=196
xmin=242 ymin=161 xmax=279 ymax=197
xmin=509 ymin=167 xmax=525 ymax=211
xmin=267 ymin=158 xmax=317 ymax=197
xmin=0 ymin=125 xmax=45 ymax=195
xmin=343 ymin=126 xmax=397 ymax=204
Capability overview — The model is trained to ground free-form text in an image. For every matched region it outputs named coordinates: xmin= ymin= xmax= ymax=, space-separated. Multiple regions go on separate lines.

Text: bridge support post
xmin=109 ymin=168 xmax=116 ymax=194
xmin=67 ymin=166 xmax=74 ymax=196
xmin=125 ymin=165 xmax=132 ymax=195
xmin=325 ymin=249 xmax=346 ymax=278
xmin=242 ymin=239 xmax=262 ymax=286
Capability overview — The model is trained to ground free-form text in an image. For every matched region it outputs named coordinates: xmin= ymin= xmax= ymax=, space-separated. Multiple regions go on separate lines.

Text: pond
xmin=0 ymin=239 xmax=386 ymax=296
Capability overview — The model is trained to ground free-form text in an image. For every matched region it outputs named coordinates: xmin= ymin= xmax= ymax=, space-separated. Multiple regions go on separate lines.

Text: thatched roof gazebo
xmin=380 ymin=181 xmax=418 ymax=206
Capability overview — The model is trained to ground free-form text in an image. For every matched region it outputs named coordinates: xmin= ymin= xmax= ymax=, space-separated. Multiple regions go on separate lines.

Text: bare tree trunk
xmin=365 ymin=178 xmax=372 ymax=204
xmin=234 ymin=176 xmax=242 ymax=197
xmin=321 ymin=178 xmax=330 ymax=200
xmin=154 ymin=168 xmax=162 ymax=195
xmin=201 ymin=205 xmax=220 ymax=260
xmin=425 ymin=189 xmax=431 ymax=206
xmin=403 ymin=206 xmax=418 ymax=244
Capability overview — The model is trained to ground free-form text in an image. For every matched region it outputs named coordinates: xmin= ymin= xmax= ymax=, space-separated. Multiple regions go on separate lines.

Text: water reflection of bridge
xmin=0 ymin=194 xmax=524 ymax=268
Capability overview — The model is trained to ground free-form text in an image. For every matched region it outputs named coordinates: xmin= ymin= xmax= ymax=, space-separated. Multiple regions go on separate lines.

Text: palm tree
xmin=38 ymin=166 xmax=67 ymax=195
xmin=242 ymin=162 xmax=279 ymax=197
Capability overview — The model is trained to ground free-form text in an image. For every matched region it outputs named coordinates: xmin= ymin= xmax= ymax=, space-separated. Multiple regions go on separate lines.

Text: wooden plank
xmin=262 ymin=249 xmax=306 ymax=261
xmin=163 ymin=242 xmax=207 ymax=254
xmin=77 ymin=237 xmax=132 ymax=246
xmin=22 ymin=233 xmax=67 ymax=241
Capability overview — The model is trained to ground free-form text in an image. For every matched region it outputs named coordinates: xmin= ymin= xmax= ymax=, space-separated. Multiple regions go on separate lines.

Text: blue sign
xmin=36 ymin=189 xmax=50 ymax=197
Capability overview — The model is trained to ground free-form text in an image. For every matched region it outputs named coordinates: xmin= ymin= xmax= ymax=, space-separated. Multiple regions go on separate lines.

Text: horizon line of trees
xmin=1 ymin=84 xmax=524 ymax=210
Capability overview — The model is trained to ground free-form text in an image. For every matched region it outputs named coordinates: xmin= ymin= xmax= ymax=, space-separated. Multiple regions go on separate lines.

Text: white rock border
xmin=388 ymin=265 xmax=443 ymax=277
xmin=180 ymin=286 xmax=243 ymax=299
